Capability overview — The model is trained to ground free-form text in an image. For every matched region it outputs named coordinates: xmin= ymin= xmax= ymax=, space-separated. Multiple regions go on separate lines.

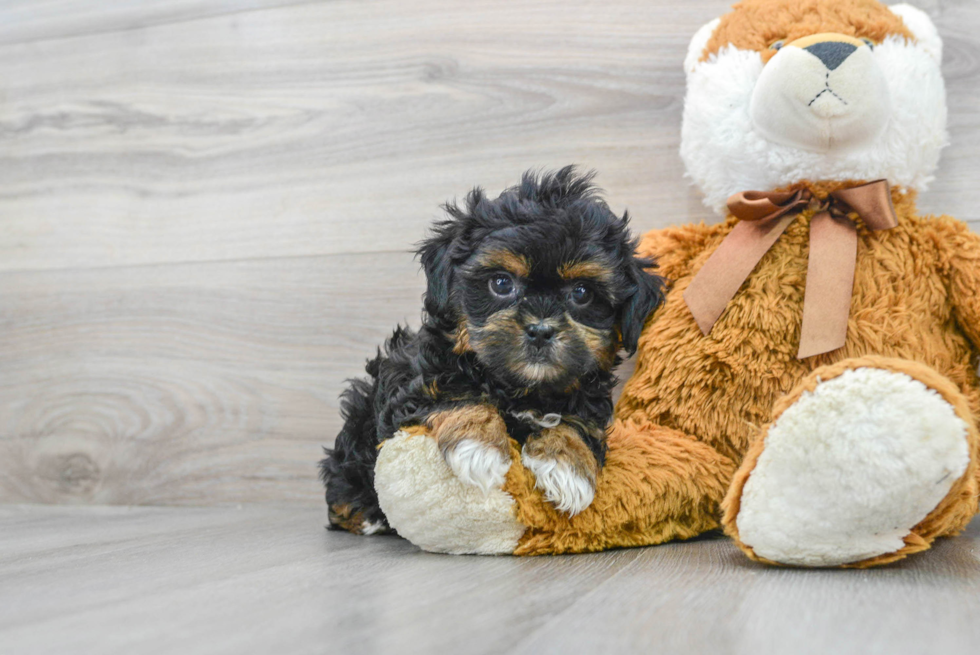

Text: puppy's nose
xmin=805 ymin=40 xmax=857 ymax=71
xmin=525 ymin=323 xmax=555 ymax=346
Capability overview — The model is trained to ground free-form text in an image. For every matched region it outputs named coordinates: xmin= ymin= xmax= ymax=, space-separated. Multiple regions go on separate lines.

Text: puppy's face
xmin=457 ymin=240 xmax=620 ymax=388
xmin=419 ymin=168 xmax=664 ymax=391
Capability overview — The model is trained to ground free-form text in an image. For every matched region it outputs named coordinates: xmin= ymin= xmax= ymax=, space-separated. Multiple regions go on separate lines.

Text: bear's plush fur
xmin=371 ymin=0 xmax=980 ymax=567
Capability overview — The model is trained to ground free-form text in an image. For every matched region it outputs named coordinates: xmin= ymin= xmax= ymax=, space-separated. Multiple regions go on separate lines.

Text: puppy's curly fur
xmin=320 ymin=167 xmax=664 ymax=534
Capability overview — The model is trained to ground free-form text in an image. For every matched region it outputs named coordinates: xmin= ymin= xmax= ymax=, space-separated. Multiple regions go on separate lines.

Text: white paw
xmin=443 ymin=439 xmax=511 ymax=495
xmin=360 ymin=520 xmax=388 ymax=536
xmin=737 ymin=367 xmax=970 ymax=566
xmin=521 ymin=451 xmax=596 ymax=516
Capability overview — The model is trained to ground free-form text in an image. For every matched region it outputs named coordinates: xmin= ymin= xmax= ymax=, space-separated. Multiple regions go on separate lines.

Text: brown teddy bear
xmin=371 ymin=0 xmax=980 ymax=567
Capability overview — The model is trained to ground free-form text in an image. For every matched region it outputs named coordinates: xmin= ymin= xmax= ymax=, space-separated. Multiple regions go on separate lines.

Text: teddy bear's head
xmin=680 ymin=0 xmax=946 ymax=213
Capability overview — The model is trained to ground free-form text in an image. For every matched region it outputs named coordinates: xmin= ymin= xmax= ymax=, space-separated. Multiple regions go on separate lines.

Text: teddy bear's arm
xmin=509 ymin=419 xmax=739 ymax=555
xmin=638 ymin=222 xmax=720 ymax=282
xmin=940 ymin=218 xmax=980 ymax=349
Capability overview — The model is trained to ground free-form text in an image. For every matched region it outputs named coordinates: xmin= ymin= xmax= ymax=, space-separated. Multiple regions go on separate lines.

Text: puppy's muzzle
xmin=525 ymin=322 xmax=556 ymax=347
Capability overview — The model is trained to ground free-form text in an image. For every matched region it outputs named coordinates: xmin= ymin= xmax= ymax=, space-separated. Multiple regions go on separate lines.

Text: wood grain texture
xmin=0 ymin=0 xmax=714 ymax=272
xmin=2 ymin=504 xmax=979 ymax=655
xmin=0 ymin=251 xmax=424 ymax=504
xmin=0 ymin=0 xmax=309 ymax=46
xmin=0 ymin=0 xmax=978 ymax=505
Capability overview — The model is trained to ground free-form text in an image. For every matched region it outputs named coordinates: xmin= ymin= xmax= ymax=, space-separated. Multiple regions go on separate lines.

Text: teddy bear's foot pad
xmin=735 ymin=367 xmax=970 ymax=566
xmin=374 ymin=430 xmax=525 ymax=554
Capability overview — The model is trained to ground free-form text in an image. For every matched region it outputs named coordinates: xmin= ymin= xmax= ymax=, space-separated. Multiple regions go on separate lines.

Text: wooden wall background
xmin=1 ymin=0 xmax=977 ymax=506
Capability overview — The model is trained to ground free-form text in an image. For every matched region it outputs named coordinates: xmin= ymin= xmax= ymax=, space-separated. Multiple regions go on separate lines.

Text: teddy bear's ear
xmin=683 ymin=17 xmax=721 ymax=74
xmin=889 ymin=4 xmax=942 ymax=64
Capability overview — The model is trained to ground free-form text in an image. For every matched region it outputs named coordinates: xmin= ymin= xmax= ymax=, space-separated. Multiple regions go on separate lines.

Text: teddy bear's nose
xmin=804 ymin=41 xmax=858 ymax=71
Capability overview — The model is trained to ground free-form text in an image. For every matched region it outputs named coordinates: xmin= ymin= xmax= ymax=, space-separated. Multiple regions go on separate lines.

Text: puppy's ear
xmin=417 ymin=221 xmax=458 ymax=321
xmin=418 ymin=193 xmax=478 ymax=321
xmin=618 ymin=256 xmax=665 ymax=355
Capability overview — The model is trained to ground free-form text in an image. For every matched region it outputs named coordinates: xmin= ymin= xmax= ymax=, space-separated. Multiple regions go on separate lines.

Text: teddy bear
xmin=370 ymin=0 xmax=980 ymax=568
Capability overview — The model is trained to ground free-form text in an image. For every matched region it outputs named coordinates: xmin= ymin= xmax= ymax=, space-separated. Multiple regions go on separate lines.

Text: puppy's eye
xmin=569 ymin=284 xmax=593 ymax=306
xmin=861 ymin=37 xmax=874 ymax=50
xmin=489 ymin=274 xmax=515 ymax=297
xmin=769 ymin=40 xmax=785 ymax=51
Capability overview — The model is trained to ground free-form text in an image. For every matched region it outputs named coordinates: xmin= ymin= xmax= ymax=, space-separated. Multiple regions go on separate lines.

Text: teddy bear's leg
xmin=723 ymin=356 xmax=980 ymax=568
xmin=374 ymin=421 xmax=737 ymax=555
xmin=509 ymin=418 xmax=737 ymax=555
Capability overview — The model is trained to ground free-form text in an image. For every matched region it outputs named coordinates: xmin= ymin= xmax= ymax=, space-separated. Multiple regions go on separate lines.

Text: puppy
xmin=320 ymin=167 xmax=664 ymax=535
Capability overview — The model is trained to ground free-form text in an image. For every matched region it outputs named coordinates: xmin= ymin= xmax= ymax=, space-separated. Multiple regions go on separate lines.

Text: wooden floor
xmin=2 ymin=0 xmax=979 ymax=507
xmin=3 ymin=504 xmax=980 ymax=655
xmin=3 ymin=3 xmax=980 ymax=651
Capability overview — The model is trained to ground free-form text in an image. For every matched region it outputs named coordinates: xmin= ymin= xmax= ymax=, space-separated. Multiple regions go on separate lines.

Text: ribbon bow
xmin=683 ymin=180 xmax=898 ymax=359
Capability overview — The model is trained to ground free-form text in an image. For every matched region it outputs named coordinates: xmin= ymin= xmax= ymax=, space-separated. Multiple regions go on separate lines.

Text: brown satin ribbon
xmin=683 ymin=180 xmax=898 ymax=359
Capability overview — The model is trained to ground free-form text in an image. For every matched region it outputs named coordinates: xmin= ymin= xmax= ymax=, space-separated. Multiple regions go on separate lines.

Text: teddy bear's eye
xmin=861 ymin=37 xmax=875 ymax=50
xmin=769 ymin=40 xmax=785 ymax=51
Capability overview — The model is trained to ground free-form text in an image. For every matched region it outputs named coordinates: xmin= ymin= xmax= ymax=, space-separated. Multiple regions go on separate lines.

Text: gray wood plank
xmin=510 ymin=524 xmax=980 ymax=655
xmin=0 ymin=247 xmax=641 ymax=505
xmin=2 ymin=505 xmax=979 ymax=655
xmin=0 ymin=0 xmax=751 ymax=272
xmin=1 ymin=0 xmax=975 ymax=274
xmin=1 ymin=0 xmax=979 ymax=507
xmin=0 ymin=0 xmax=310 ymax=46
xmin=922 ymin=0 xmax=980 ymax=220
xmin=0 ymin=251 xmax=425 ymax=505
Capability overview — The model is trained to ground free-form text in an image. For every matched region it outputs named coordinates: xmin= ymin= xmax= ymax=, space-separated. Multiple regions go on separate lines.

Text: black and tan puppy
xmin=321 ymin=167 xmax=664 ymax=535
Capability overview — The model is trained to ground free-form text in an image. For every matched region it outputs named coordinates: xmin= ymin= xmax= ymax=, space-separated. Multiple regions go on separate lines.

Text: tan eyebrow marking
xmin=477 ymin=249 xmax=531 ymax=278
xmin=558 ymin=260 xmax=615 ymax=284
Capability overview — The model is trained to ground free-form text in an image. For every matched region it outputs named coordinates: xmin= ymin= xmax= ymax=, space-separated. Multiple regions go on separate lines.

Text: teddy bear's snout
xmin=748 ymin=32 xmax=891 ymax=152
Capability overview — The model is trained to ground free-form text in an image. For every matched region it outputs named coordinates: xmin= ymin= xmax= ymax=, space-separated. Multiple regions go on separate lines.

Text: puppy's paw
xmin=328 ymin=503 xmax=392 ymax=535
xmin=521 ymin=453 xmax=596 ymax=515
xmin=522 ymin=425 xmax=598 ymax=516
xmin=444 ymin=439 xmax=512 ymax=495
xmin=427 ymin=404 xmax=512 ymax=495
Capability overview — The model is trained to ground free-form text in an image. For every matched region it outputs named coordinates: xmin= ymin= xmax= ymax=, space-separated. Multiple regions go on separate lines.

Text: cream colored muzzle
xmin=749 ymin=33 xmax=891 ymax=152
